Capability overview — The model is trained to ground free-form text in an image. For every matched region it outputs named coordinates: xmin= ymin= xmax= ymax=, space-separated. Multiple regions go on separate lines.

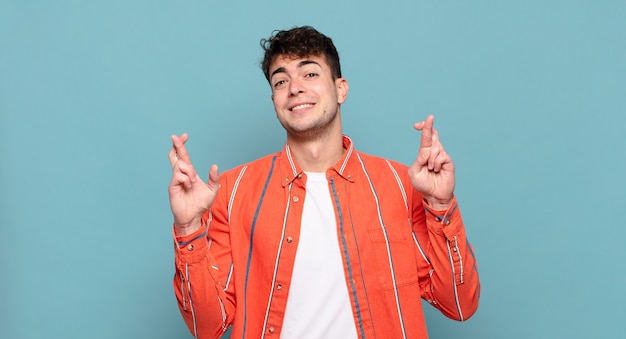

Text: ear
xmin=336 ymin=78 xmax=349 ymax=104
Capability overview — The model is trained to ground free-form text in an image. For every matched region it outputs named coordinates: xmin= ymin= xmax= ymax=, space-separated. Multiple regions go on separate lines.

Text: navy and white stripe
xmin=260 ymin=182 xmax=293 ymax=339
xmin=357 ymin=153 xmax=408 ymax=339
xmin=446 ymin=238 xmax=464 ymax=321
xmin=228 ymin=167 xmax=248 ymax=223
xmin=185 ymin=263 xmax=199 ymax=338
xmin=453 ymin=236 xmax=464 ymax=284
xmin=241 ymin=157 xmax=276 ymax=338
xmin=331 ymin=178 xmax=366 ymax=338
xmin=285 ymin=144 xmax=299 ymax=176
xmin=338 ymin=137 xmax=353 ymax=174
xmin=411 ymin=232 xmax=431 ymax=265
xmin=223 ymin=264 xmax=234 ymax=291
xmin=385 ymin=160 xmax=432 ymax=265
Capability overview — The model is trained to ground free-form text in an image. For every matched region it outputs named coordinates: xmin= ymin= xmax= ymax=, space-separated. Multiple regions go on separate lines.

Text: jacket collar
xmin=279 ymin=135 xmax=357 ymax=187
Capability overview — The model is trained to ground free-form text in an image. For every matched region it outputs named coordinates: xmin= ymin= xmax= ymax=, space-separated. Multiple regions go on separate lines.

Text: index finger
xmin=171 ymin=133 xmax=192 ymax=163
xmin=414 ymin=115 xmax=435 ymax=149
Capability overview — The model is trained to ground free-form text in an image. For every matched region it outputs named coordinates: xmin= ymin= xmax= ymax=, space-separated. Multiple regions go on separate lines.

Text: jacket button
xmin=276 ymin=284 xmax=282 ymax=290
xmin=268 ymin=327 xmax=275 ymax=334
xmin=286 ymin=236 xmax=293 ymax=243
xmin=292 ymin=196 xmax=299 ymax=203
xmin=187 ymin=244 xmax=194 ymax=251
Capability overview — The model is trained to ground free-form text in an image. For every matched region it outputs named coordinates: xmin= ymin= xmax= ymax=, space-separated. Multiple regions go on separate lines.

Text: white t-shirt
xmin=280 ymin=172 xmax=358 ymax=339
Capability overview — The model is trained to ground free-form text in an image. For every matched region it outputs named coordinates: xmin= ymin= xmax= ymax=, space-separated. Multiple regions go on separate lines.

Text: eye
xmin=304 ymin=72 xmax=318 ymax=78
xmin=273 ymin=79 xmax=287 ymax=88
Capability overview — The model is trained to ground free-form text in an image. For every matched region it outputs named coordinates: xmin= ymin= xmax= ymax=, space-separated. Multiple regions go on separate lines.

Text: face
xmin=269 ymin=54 xmax=348 ymax=142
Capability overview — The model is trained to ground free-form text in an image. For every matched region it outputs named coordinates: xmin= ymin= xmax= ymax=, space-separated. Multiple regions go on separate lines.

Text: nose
xmin=288 ymin=78 xmax=304 ymax=96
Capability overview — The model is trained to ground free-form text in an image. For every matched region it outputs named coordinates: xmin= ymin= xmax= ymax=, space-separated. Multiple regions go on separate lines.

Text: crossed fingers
xmin=415 ymin=115 xmax=450 ymax=173
xmin=169 ymin=133 xmax=197 ymax=188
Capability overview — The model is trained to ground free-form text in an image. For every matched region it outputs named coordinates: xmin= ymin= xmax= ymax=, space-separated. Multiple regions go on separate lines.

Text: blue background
xmin=1 ymin=1 xmax=625 ymax=338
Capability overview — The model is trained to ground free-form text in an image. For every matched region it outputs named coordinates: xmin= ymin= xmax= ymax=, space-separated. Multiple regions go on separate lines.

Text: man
xmin=168 ymin=26 xmax=480 ymax=339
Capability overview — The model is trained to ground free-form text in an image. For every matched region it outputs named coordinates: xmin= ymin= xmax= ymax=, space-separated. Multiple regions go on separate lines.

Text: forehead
xmin=269 ymin=54 xmax=328 ymax=75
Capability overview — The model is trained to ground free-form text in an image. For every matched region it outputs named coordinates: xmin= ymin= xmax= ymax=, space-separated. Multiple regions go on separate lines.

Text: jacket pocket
xmin=367 ymin=222 xmax=419 ymax=290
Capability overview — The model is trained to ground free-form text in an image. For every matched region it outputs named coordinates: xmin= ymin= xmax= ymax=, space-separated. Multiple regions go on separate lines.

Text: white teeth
xmin=291 ymin=103 xmax=313 ymax=111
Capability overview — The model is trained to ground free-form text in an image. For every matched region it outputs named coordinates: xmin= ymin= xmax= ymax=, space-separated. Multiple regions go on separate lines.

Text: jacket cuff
xmin=423 ymin=196 xmax=463 ymax=239
xmin=173 ymin=221 xmax=209 ymax=264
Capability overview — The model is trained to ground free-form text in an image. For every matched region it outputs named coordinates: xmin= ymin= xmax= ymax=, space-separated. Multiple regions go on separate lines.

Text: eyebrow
xmin=270 ymin=59 xmax=321 ymax=78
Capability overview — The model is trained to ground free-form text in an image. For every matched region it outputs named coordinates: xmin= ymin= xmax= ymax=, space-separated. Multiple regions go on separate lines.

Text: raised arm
xmin=169 ymin=134 xmax=233 ymax=338
xmin=408 ymin=115 xmax=480 ymax=320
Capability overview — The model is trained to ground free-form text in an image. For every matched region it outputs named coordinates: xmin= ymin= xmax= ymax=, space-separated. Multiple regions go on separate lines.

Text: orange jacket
xmin=173 ymin=136 xmax=480 ymax=338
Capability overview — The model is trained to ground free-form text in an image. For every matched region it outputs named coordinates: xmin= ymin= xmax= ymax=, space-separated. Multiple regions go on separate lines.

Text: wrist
xmin=423 ymin=196 xmax=453 ymax=211
xmin=173 ymin=217 xmax=203 ymax=237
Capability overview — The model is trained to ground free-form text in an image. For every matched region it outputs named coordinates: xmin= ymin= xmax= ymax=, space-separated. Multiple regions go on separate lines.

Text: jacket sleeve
xmin=173 ymin=180 xmax=236 ymax=339
xmin=412 ymin=193 xmax=481 ymax=321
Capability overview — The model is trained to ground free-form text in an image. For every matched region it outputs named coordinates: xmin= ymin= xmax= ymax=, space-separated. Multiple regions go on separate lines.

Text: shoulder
xmin=220 ymin=152 xmax=280 ymax=180
xmin=354 ymin=150 xmax=409 ymax=172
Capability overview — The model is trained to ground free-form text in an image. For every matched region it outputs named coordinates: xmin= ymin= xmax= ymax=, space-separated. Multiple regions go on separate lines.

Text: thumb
xmin=207 ymin=164 xmax=220 ymax=190
xmin=415 ymin=147 xmax=431 ymax=168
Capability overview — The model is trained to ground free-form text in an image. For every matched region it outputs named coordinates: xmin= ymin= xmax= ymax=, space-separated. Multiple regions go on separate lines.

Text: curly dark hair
xmin=260 ymin=26 xmax=342 ymax=82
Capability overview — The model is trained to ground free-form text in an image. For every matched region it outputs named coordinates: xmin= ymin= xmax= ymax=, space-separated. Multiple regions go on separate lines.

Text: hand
xmin=168 ymin=133 xmax=220 ymax=236
xmin=408 ymin=115 xmax=455 ymax=210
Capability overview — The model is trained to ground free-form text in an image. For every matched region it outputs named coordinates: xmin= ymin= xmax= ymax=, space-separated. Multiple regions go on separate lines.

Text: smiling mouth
xmin=290 ymin=103 xmax=314 ymax=111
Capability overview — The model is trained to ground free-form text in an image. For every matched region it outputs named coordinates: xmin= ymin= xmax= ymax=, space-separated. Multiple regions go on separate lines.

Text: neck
xmin=287 ymin=128 xmax=344 ymax=172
